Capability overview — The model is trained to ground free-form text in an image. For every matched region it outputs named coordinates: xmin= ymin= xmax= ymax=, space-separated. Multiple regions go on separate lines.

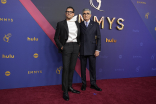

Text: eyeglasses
xmin=83 ymin=13 xmax=90 ymax=15
xmin=66 ymin=11 xmax=74 ymax=14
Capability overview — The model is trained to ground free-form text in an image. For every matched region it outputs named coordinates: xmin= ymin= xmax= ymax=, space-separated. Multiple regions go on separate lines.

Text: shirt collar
xmin=84 ymin=20 xmax=90 ymax=25
xmin=67 ymin=15 xmax=77 ymax=22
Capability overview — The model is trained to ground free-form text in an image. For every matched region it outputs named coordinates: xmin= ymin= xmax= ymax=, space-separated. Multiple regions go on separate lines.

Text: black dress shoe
xmin=90 ymin=85 xmax=102 ymax=91
xmin=63 ymin=92 xmax=69 ymax=101
xmin=81 ymin=84 xmax=86 ymax=91
xmin=68 ymin=87 xmax=80 ymax=94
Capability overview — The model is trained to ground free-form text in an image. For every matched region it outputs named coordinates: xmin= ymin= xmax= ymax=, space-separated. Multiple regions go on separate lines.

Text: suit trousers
xmin=62 ymin=42 xmax=79 ymax=92
xmin=80 ymin=55 xmax=96 ymax=85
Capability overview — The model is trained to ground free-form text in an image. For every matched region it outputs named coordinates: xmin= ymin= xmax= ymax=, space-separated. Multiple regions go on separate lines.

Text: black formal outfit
xmin=54 ymin=19 xmax=80 ymax=92
xmin=80 ymin=20 xmax=101 ymax=90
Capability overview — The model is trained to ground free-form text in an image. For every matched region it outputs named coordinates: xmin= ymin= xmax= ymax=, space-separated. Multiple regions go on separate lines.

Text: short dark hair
xmin=66 ymin=6 xmax=75 ymax=13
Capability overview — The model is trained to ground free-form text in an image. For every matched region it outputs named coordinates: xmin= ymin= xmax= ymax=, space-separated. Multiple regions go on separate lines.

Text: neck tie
xmin=86 ymin=21 xmax=88 ymax=27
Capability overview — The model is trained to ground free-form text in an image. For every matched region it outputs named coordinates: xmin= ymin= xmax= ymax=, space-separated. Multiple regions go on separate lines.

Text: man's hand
xmin=78 ymin=53 xmax=80 ymax=57
xmin=61 ymin=46 xmax=63 ymax=50
xmin=94 ymin=51 xmax=100 ymax=57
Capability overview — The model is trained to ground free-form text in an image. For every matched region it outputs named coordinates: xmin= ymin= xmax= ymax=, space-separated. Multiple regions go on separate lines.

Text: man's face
xmin=83 ymin=10 xmax=91 ymax=21
xmin=65 ymin=8 xmax=74 ymax=20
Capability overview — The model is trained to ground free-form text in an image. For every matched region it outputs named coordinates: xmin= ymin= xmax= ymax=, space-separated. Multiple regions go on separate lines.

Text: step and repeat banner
xmin=0 ymin=0 xmax=156 ymax=89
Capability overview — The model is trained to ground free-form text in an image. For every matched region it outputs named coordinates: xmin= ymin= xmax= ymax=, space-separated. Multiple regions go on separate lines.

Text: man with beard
xmin=54 ymin=6 xmax=80 ymax=101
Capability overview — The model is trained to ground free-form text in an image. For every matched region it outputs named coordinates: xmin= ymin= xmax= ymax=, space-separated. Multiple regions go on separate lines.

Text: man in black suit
xmin=54 ymin=6 xmax=80 ymax=101
xmin=80 ymin=9 xmax=102 ymax=91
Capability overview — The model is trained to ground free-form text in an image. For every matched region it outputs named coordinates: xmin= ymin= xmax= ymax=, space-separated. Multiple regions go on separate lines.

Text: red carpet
xmin=0 ymin=77 xmax=156 ymax=104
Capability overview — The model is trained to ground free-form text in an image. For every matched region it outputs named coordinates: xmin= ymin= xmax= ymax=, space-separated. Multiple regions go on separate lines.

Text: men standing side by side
xmin=80 ymin=9 xmax=102 ymax=91
xmin=54 ymin=6 xmax=80 ymax=101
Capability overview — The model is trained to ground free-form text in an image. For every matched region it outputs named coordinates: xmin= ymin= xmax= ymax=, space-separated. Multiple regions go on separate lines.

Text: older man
xmin=80 ymin=9 xmax=102 ymax=91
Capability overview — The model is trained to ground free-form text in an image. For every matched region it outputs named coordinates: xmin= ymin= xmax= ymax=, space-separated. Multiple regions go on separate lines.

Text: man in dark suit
xmin=54 ymin=6 xmax=80 ymax=101
xmin=80 ymin=9 xmax=102 ymax=91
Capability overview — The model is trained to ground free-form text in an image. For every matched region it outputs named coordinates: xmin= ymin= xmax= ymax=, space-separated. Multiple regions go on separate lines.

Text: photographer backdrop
xmin=0 ymin=0 xmax=156 ymax=89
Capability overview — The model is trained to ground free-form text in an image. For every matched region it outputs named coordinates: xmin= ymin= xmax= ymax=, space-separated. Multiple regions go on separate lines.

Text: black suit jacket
xmin=80 ymin=20 xmax=101 ymax=55
xmin=54 ymin=19 xmax=80 ymax=53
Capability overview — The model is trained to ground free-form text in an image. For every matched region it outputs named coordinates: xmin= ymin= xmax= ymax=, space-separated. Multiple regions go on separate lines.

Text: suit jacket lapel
xmin=81 ymin=21 xmax=87 ymax=30
xmin=87 ymin=20 xmax=94 ymax=31
xmin=63 ymin=19 xmax=69 ymax=34
xmin=75 ymin=21 xmax=79 ymax=35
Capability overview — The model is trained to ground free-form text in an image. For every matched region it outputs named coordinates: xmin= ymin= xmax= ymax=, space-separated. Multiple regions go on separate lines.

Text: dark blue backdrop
xmin=0 ymin=0 xmax=156 ymax=89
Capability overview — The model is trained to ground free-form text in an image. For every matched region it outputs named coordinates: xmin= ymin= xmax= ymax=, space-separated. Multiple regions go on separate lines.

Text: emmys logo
xmin=90 ymin=0 xmax=104 ymax=11
xmin=137 ymin=1 xmax=146 ymax=4
xmin=1 ymin=0 xmax=7 ymax=4
xmin=78 ymin=15 xmax=124 ymax=30
xmin=33 ymin=53 xmax=38 ymax=58
xmin=0 ymin=18 xmax=13 ymax=22
xmin=2 ymin=54 xmax=14 ymax=58
xmin=3 ymin=33 xmax=12 ymax=43
xmin=5 ymin=71 xmax=10 ymax=76
xmin=56 ymin=66 xmax=63 ymax=74
xmin=145 ymin=12 xmax=149 ymax=19
xmin=28 ymin=70 xmax=42 ymax=74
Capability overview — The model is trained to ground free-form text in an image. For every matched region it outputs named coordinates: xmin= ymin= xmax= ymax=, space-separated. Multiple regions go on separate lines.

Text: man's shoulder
xmin=80 ymin=21 xmax=84 ymax=24
xmin=57 ymin=20 xmax=66 ymax=24
xmin=90 ymin=20 xmax=98 ymax=25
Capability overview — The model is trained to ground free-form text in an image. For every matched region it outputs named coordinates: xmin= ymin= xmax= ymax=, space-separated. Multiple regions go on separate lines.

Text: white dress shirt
xmin=84 ymin=19 xmax=90 ymax=27
xmin=66 ymin=15 xmax=78 ymax=43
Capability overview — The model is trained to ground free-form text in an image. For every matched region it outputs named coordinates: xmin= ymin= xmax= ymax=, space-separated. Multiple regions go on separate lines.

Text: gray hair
xmin=83 ymin=9 xmax=91 ymax=14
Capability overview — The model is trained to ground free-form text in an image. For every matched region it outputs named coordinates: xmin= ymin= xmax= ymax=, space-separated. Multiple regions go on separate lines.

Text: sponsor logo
xmin=106 ymin=38 xmax=117 ymax=43
xmin=5 ymin=71 xmax=10 ymax=76
xmin=3 ymin=33 xmax=12 ymax=43
xmin=27 ymin=37 xmax=38 ymax=41
xmin=33 ymin=53 xmax=38 ymax=58
xmin=2 ymin=54 xmax=14 ymax=58
xmin=1 ymin=0 xmax=7 ymax=4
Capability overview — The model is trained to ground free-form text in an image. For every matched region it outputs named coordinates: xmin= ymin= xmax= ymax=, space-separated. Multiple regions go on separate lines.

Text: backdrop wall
xmin=0 ymin=0 xmax=156 ymax=89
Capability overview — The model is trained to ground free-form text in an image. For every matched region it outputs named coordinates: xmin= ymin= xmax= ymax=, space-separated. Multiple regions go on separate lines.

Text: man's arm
xmin=94 ymin=23 xmax=101 ymax=57
xmin=54 ymin=22 xmax=63 ymax=50
xmin=96 ymin=22 xmax=101 ymax=51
